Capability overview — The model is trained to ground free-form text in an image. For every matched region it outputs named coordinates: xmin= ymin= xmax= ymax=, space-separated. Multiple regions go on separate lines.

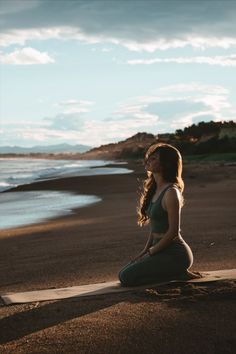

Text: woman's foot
xmin=178 ymin=269 xmax=204 ymax=280
xmin=185 ymin=269 xmax=203 ymax=280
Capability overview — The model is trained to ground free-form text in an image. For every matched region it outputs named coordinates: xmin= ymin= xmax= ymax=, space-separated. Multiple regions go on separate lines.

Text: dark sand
xmin=0 ymin=161 xmax=236 ymax=354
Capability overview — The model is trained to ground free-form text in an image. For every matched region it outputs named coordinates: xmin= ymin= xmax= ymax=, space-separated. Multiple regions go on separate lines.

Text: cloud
xmin=54 ymin=99 xmax=95 ymax=115
xmin=44 ymin=113 xmax=85 ymax=131
xmin=127 ymin=55 xmax=236 ymax=66
xmin=1 ymin=1 xmax=236 ymax=51
xmin=43 ymin=99 xmax=95 ymax=131
xmin=1 ymin=82 xmax=235 ymax=147
xmin=157 ymin=83 xmax=233 ymax=118
xmin=57 ymin=99 xmax=94 ymax=106
xmin=0 ymin=47 xmax=54 ymax=65
xmin=0 ymin=119 xmax=147 ymax=147
xmin=0 ymin=0 xmax=40 ymax=16
xmin=1 ymin=97 xmax=160 ymax=146
xmin=0 ymin=127 xmax=82 ymax=145
xmin=81 ymin=115 xmax=160 ymax=146
xmin=0 ymin=27 xmax=101 ymax=47
xmin=102 ymin=48 xmax=112 ymax=52
xmin=120 ymin=37 xmax=236 ymax=52
xmin=145 ymin=100 xmax=208 ymax=120
xmin=158 ymin=83 xmax=230 ymax=95
xmin=113 ymin=82 xmax=235 ymax=131
xmin=46 ymin=82 xmax=235 ymax=143
xmin=42 ymin=97 xmax=160 ymax=144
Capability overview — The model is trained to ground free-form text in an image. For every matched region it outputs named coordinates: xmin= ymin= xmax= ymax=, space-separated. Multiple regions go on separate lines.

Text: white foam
xmin=0 ymin=158 xmax=133 ymax=192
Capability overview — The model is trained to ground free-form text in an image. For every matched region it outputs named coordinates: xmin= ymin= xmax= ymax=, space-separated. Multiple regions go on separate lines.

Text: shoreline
xmin=0 ymin=157 xmax=133 ymax=194
xmin=0 ymin=158 xmax=134 ymax=230
xmin=0 ymin=162 xmax=141 ymax=235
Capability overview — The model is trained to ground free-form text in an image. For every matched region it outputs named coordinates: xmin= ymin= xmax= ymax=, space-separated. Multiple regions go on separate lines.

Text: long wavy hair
xmin=137 ymin=143 xmax=184 ymax=226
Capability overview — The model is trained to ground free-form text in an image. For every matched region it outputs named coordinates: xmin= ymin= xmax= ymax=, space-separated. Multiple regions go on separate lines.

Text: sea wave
xmin=0 ymin=158 xmax=132 ymax=192
xmin=0 ymin=191 xmax=102 ymax=230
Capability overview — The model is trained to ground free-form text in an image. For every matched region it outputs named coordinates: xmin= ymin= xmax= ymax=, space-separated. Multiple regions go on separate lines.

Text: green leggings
xmin=118 ymin=237 xmax=193 ymax=287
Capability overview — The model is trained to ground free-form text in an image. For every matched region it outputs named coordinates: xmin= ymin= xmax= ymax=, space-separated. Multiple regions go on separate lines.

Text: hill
xmin=82 ymin=121 xmax=236 ymax=160
xmin=82 ymin=132 xmax=157 ymax=159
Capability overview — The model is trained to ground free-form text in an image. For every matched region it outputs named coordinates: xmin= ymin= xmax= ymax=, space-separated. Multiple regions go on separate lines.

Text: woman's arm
xmin=131 ymin=232 xmax=153 ymax=262
xmin=144 ymin=231 xmax=154 ymax=251
xmin=148 ymin=188 xmax=181 ymax=255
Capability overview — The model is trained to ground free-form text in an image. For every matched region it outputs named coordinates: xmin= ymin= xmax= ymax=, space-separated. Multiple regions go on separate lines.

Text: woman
xmin=118 ymin=143 xmax=201 ymax=287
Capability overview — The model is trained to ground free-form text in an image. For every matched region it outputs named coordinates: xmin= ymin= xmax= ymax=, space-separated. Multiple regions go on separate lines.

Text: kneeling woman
xmin=118 ymin=143 xmax=200 ymax=287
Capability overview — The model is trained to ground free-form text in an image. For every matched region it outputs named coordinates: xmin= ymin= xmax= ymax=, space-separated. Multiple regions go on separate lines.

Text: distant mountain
xmin=0 ymin=143 xmax=91 ymax=154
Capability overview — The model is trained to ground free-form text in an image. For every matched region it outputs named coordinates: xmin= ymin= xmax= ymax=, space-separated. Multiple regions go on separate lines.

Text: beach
xmin=0 ymin=160 xmax=236 ymax=354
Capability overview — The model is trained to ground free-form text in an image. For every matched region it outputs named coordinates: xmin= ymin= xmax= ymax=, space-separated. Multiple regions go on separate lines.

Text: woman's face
xmin=145 ymin=152 xmax=161 ymax=173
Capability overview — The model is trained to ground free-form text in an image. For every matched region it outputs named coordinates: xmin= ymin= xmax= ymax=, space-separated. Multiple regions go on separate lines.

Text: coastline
xmin=0 ymin=157 xmax=134 ymax=229
xmin=0 ymin=161 xmax=236 ymax=353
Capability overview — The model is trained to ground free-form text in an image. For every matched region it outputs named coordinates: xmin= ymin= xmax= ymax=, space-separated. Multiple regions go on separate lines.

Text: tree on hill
xmin=174 ymin=120 xmax=236 ymax=155
xmin=175 ymin=120 xmax=236 ymax=140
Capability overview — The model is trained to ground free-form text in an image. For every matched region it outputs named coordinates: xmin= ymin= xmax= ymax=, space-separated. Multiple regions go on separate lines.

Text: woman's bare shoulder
xmin=164 ymin=186 xmax=182 ymax=204
xmin=166 ymin=185 xmax=181 ymax=196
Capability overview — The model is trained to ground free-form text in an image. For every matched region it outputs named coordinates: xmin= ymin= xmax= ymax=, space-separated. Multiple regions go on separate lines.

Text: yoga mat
xmin=1 ymin=269 xmax=236 ymax=305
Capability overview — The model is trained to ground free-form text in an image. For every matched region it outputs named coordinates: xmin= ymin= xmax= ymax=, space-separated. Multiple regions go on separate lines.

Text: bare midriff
xmin=151 ymin=232 xmax=182 ymax=241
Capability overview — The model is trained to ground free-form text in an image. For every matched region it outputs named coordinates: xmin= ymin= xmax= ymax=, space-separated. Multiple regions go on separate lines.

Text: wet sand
xmin=0 ymin=161 xmax=236 ymax=353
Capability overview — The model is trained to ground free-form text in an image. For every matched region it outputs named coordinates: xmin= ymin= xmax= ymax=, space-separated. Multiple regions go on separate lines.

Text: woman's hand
xmin=130 ymin=233 xmax=154 ymax=263
xmin=130 ymin=249 xmax=148 ymax=263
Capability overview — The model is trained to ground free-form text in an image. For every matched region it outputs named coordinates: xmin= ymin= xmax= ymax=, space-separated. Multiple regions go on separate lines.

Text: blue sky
xmin=0 ymin=0 xmax=236 ymax=147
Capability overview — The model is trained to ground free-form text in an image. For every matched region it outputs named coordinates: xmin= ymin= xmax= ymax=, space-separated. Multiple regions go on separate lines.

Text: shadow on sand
xmin=1 ymin=280 xmax=236 ymax=345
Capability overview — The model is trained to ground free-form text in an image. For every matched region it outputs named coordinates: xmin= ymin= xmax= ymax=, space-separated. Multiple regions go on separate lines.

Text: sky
xmin=0 ymin=0 xmax=236 ymax=148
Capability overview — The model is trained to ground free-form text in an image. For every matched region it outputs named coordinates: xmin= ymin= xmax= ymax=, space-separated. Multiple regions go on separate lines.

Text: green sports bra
xmin=146 ymin=185 xmax=173 ymax=233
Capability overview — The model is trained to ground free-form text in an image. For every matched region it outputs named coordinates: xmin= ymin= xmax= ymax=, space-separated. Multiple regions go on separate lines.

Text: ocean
xmin=0 ymin=158 xmax=133 ymax=230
